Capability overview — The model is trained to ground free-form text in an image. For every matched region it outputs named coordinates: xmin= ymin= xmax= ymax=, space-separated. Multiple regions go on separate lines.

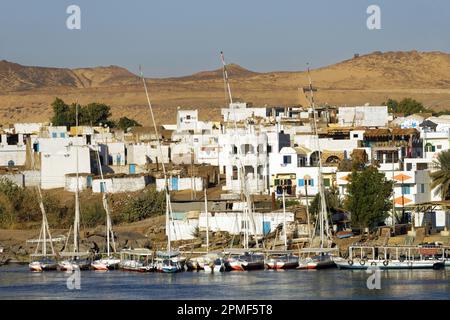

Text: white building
xmin=338 ymin=106 xmax=388 ymax=127
xmin=221 ymin=102 xmax=267 ymax=122
xmin=126 ymin=142 xmax=170 ymax=165
xmin=219 ymin=129 xmax=268 ymax=195
xmin=92 ymin=175 xmax=148 ymax=193
xmin=39 ymin=137 xmax=91 ymax=189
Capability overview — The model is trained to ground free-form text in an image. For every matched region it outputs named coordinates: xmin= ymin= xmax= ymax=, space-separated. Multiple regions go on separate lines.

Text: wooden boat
xmin=91 ymin=256 xmax=121 ymax=271
xmin=199 ymin=253 xmax=224 ymax=273
xmin=155 ymin=251 xmax=185 ymax=273
xmin=213 ymin=258 xmax=225 ymax=272
xmin=119 ymin=248 xmax=154 ymax=272
xmin=29 ymin=258 xmax=57 ymax=272
xmin=27 ymin=151 xmax=59 ymax=272
xmin=297 ymin=253 xmax=336 ymax=270
xmin=266 ymin=254 xmax=299 ymax=270
xmin=90 ymin=161 xmax=120 ymax=271
xmin=58 ymin=258 xmax=91 ymax=271
xmin=335 ymin=257 xmax=443 ymax=270
xmin=225 ymin=252 xmax=265 ymax=271
xmin=335 ymin=245 xmax=445 ymax=270
xmin=336 ymin=230 xmax=354 ymax=239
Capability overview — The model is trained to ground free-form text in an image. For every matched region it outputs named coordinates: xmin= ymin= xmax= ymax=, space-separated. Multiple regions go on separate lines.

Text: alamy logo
xmin=66 ymin=5 xmax=81 ymax=30
xmin=66 ymin=266 xmax=81 ymax=290
xmin=366 ymin=265 xmax=381 ymax=290
xmin=366 ymin=5 xmax=381 ymax=30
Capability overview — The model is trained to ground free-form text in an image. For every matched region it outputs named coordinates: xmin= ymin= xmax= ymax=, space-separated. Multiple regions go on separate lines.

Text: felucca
xmin=140 ymin=67 xmax=185 ymax=273
xmin=91 ymin=146 xmax=120 ymax=271
xmin=58 ymin=104 xmax=91 ymax=271
xmin=297 ymin=66 xmax=338 ymax=270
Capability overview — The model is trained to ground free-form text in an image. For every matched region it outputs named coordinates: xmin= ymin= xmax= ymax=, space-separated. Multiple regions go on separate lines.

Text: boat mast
xmin=94 ymin=146 xmax=116 ymax=256
xmin=204 ymin=187 xmax=209 ymax=253
xmin=74 ymin=103 xmax=80 ymax=254
xmin=220 ymin=51 xmax=259 ymax=250
xmin=282 ymin=188 xmax=287 ymax=250
xmin=306 ymin=65 xmax=330 ymax=249
xmin=140 ymin=66 xmax=174 ymax=253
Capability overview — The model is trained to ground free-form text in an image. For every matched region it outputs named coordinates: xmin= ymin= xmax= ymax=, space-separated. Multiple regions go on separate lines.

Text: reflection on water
xmin=0 ymin=265 xmax=449 ymax=300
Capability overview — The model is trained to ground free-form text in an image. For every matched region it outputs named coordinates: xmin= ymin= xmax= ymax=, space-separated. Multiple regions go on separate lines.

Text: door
xmin=129 ymin=164 xmax=136 ymax=174
xmin=171 ymin=177 xmax=178 ymax=191
xmin=263 ymin=221 xmax=271 ymax=235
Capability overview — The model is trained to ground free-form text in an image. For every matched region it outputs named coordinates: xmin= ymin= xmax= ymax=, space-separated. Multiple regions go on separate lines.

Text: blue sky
xmin=0 ymin=0 xmax=449 ymax=77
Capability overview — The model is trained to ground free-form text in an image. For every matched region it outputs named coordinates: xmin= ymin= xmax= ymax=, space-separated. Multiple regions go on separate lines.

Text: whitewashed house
xmin=338 ymin=106 xmax=388 ymax=127
xmin=219 ymin=128 xmax=268 ymax=195
xmin=39 ymin=137 xmax=91 ymax=189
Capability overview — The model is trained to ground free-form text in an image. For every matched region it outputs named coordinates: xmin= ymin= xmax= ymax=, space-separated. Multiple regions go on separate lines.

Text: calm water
xmin=0 ymin=264 xmax=449 ymax=300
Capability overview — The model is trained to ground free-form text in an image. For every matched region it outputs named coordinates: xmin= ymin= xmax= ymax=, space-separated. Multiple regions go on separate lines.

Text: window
xmin=232 ymin=166 xmax=238 ymax=180
xmin=402 ymin=185 xmax=411 ymax=195
xmin=417 ymin=163 xmax=428 ymax=170
xmin=232 ymin=145 xmax=238 ymax=155
xmin=267 ymin=145 xmax=272 ymax=153
xmin=51 ymin=132 xmax=57 ymax=138
xmin=274 ymin=179 xmax=280 ymax=186
xmin=186 ymin=115 xmax=191 ymax=120
xmin=297 ymin=157 xmax=306 ymax=167
xmin=437 ymin=145 xmax=442 ymax=150
xmin=420 ymin=184 xmax=425 ymax=193
xmin=60 ymin=133 xmax=65 ymax=138
xmin=283 ymin=155 xmax=291 ymax=164
xmin=324 ymin=178 xmax=331 ymax=187
xmin=406 ymin=163 xmax=412 ymax=171
xmin=353 ymin=134 xmax=359 ymax=138
xmin=299 ymin=179 xmax=314 ymax=187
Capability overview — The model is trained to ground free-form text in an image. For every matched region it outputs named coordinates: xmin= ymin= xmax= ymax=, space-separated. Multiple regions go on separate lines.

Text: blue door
xmin=263 ymin=221 xmax=271 ymax=235
xmin=171 ymin=177 xmax=178 ymax=191
xmin=129 ymin=164 xmax=136 ymax=174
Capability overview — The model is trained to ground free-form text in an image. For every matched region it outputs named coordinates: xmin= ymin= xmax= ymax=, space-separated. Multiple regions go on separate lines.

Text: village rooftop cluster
xmin=0 ymin=102 xmax=449 ymax=240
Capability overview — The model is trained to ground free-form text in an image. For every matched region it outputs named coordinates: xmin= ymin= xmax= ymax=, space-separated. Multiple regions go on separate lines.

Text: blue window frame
xmin=60 ymin=133 xmax=65 ymax=138
xmin=51 ymin=132 xmax=57 ymax=138
xmin=283 ymin=155 xmax=291 ymax=164
xmin=402 ymin=185 xmax=411 ymax=195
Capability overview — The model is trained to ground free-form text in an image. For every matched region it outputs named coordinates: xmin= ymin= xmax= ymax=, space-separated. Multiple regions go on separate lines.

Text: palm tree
xmin=430 ymin=150 xmax=450 ymax=232
xmin=430 ymin=150 xmax=450 ymax=200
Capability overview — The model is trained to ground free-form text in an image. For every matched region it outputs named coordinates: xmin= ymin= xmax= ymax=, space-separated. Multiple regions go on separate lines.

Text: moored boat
xmin=155 ymin=251 xmax=185 ymax=273
xmin=29 ymin=258 xmax=58 ymax=272
xmin=119 ymin=248 xmax=154 ymax=272
xmin=297 ymin=253 xmax=336 ymax=270
xmin=91 ymin=256 xmax=121 ymax=271
xmin=266 ymin=254 xmax=299 ymax=270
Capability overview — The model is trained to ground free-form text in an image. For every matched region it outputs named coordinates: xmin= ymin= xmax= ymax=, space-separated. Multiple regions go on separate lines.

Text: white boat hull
xmin=335 ymin=258 xmax=442 ymax=270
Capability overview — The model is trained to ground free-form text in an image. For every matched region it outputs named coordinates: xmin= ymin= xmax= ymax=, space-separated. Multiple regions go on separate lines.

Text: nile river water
xmin=0 ymin=264 xmax=449 ymax=300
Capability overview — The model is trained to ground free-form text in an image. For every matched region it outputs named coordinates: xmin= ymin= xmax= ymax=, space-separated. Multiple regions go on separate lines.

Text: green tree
xmin=344 ymin=166 xmax=393 ymax=230
xmin=383 ymin=98 xmax=429 ymax=116
xmin=81 ymin=103 xmax=113 ymax=127
xmin=50 ymin=98 xmax=74 ymax=127
xmin=122 ymin=188 xmax=165 ymax=223
xmin=50 ymin=98 xmax=114 ymax=128
xmin=117 ymin=117 xmax=142 ymax=131
xmin=430 ymin=150 xmax=450 ymax=200
xmin=310 ymin=186 xmax=342 ymax=222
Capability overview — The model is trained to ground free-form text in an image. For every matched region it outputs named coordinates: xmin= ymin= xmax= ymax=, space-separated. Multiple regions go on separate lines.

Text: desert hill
xmin=0 ymin=50 xmax=449 ymax=125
